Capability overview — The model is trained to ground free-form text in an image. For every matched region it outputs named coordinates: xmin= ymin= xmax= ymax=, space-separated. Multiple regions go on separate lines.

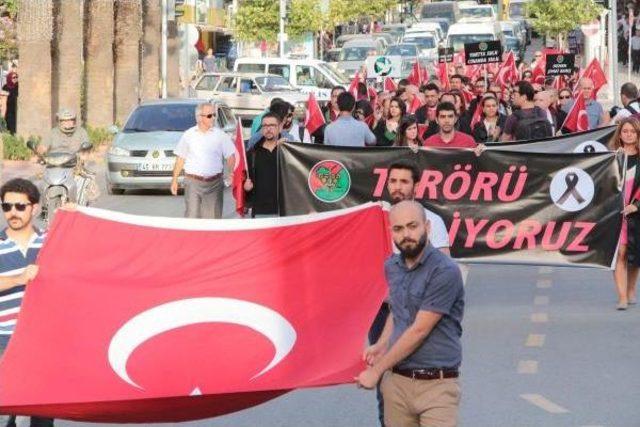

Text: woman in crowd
xmin=472 ymin=95 xmax=507 ymax=143
xmin=2 ymin=71 xmax=18 ymax=134
xmin=557 ymin=88 xmax=573 ymax=111
xmin=450 ymin=90 xmax=472 ymax=134
xmin=609 ymin=116 xmax=640 ymax=310
xmin=354 ymin=99 xmax=375 ymax=129
xmin=394 ymin=115 xmax=422 ymax=148
xmin=372 ymin=97 xmax=406 ymax=146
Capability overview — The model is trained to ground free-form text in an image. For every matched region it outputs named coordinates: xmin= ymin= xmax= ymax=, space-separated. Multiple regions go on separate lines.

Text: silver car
xmin=106 ymin=98 xmax=237 ymax=194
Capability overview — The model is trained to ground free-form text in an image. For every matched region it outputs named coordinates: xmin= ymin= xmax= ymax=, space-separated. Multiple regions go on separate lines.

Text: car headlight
xmin=109 ymin=146 xmax=130 ymax=156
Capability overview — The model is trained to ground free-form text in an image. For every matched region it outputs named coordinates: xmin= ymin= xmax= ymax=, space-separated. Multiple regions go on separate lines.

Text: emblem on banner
xmin=308 ymin=160 xmax=351 ymax=203
xmin=479 ymin=42 xmax=488 ymax=51
xmin=557 ymin=55 xmax=564 ymax=63
xmin=550 ymin=167 xmax=595 ymax=212
xmin=573 ymin=140 xmax=608 ymax=153
xmin=374 ymin=56 xmax=393 ymax=75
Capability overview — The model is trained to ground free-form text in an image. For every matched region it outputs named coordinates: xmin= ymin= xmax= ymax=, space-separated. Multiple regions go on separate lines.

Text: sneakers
xmin=617 ymin=301 xmax=629 ymax=310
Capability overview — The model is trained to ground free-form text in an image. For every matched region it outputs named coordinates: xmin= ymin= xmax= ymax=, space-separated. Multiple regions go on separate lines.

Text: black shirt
xmin=247 ymin=140 xmax=279 ymax=216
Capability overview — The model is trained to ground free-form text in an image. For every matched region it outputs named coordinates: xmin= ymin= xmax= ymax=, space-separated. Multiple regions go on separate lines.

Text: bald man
xmin=534 ymin=90 xmax=567 ymax=135
xmin=562 ymin=77 xmax=608 ymax=129
xmin=356 ymin=200 xmax=464 ymax=427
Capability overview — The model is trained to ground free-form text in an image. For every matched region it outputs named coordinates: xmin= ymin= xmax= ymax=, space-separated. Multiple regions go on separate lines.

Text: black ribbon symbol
xmin=557 ymin=173 xmax=585 ymax=204
xmin=583 ymin=145 xmax=595 ymax=153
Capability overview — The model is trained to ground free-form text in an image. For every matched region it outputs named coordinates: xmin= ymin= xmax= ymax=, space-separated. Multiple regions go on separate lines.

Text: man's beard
xmin=395 ymin=234 xmax=427 ymax=259
xmin=7 ymin=216 xmax=27 ymax=231
xmin=390 ymin=191 xmax=410 ymax=204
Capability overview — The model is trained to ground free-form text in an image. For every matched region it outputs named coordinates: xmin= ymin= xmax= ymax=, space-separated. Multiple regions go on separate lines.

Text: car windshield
xmin=502 ymin=28 xmax=514 ymax=37
xmin=385 ymin=45 xmax=418 ymax=57
xmin=340 ymin=47 xmax=373 ymax=61
xmin=506 ymin=38 xmax=519 ymax=49
xmin=509 ymin=3 xmax=526 ymax=17
xmin=318 ymin=63 xmax=349 ymax=84
xmin=255 ymin=76 xmax=293 ymax=92
xmin=123 ymin=104 xmax=197 ymax=132
xmin=421 ymin=6 xmax=453 ymax=21
xmin=447 ymin=34 xmax=494 ymax=51
xmin=403 ymin=37 xmax=436 ymax=49
xmin=461 ymin=7 xmax=492 ymax=19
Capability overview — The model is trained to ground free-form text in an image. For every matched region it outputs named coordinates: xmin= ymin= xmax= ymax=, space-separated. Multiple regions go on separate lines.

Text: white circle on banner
xmin=550 ymin=167 xmax=595 ymax=212
xmin=574 ymin=140 xmax=608 ymax=153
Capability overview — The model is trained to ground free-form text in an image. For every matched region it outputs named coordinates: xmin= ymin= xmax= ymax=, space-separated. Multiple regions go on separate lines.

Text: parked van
xmin=445 ymin=22 xmax=503 ymax=52
xmin=421 ymin=1 xmax=460 ymax=24
xmin=233 ymin=58 xmax=349 ymax=102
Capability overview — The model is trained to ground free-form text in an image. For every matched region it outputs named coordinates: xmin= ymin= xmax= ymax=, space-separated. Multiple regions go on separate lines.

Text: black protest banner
xmin=545 ymin=53 xmax=575 ymax=76
xmin=486 ymin=126 xmax=616 ymax=153
xmin=464 ymin=41 xmax=502 ymax=65
xmin=279 ymin=143 xmax=623 ymax=268
xmin=438 ymin=47 xmax=454 ymax=63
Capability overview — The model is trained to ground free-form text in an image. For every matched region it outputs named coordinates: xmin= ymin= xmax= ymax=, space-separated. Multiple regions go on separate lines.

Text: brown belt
xmin=392 ymin=367 xmax=459 ymax=380
xmin=185 ymin=173 xmax=222 ymax=182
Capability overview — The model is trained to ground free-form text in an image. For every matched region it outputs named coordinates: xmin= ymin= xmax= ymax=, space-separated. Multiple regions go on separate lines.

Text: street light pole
xmin=629 ymin=5 xmax=634 ymax=83
xmin=161 ymin=0 xmax=168 ymax=99
xmin=279 ymin=0 xmax=286 ymax=58
xmin=610 ymin=0 xmax=618 ymax=103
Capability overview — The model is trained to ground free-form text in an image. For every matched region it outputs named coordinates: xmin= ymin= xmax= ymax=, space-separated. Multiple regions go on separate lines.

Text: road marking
xmin=526 ymin=334 xmax=546 ymax=347
xmin=517 ymin=360 xmax=538 ymax=374
xmin=538 ymin=266 xmax=554 ymax=274
xmin=520 ymin=394 xmax=570 ymax=413
xmin=534 ymin=296 xmax=549 ymax=306
xmin=531 ymin=312 xmax=549 ymax=323
xmin=536 ymin=279 xmax=552 ymax=289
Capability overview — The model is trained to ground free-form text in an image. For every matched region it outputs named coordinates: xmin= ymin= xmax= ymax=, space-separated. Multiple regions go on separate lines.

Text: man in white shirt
xmin=632 ymin=29 xmax=640 ymax=73
xmin=171 ymin=102 xmax=236 ymax=219
xmin=611 ymin=82 xmax=640 ymax=124
xmin=534 ymin=90 xmax=558 ymax=134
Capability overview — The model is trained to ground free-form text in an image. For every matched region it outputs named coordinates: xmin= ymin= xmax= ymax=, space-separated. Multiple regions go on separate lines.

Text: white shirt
xmin=632 ymin=35 xmax=640 ymax=50
xmin=288 ymin=121 xmax=312 ymax=144
xmin=174 ymin=126 xmax=235 ymax=176
xmin=612 ymin=101 xmax=640 ymax=124
xmin=425 ymin=208 xmax=450 ymax=249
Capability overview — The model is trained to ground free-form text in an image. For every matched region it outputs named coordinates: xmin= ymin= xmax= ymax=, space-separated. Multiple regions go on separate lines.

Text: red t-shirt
xmin=423 ymin=131 xmax=477 ymax=148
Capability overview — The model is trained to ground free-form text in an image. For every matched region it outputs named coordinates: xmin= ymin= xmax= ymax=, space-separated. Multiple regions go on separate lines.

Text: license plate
xmin=138 ymin=163 xmax=173 ymax=172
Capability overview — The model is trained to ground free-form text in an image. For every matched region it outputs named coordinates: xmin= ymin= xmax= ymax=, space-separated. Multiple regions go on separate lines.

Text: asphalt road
xmin=15 ymin=38 xmax=640 ymax=427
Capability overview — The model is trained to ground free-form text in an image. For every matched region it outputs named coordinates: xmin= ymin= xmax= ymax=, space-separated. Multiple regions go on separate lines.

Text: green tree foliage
xmin=288 ymin=0 xmax=322 ymax=40
xmin=528 ymin=0 xmax=603 ymax=38
xmin=234 ymin=0 xmax=279 ymax=42
xmin=0 ymin=0 xmax=17 ymax=62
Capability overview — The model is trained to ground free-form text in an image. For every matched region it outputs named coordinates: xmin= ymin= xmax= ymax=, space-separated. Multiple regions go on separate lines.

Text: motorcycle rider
xmin=36 ymin=108 xmax=99 ymax=204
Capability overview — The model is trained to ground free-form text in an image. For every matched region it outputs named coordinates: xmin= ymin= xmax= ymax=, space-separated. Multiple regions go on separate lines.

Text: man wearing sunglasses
xmin=0 ymin=178 xmax=53 ymax=427
xmin=171 ymin=102 xmax=236 ymax=219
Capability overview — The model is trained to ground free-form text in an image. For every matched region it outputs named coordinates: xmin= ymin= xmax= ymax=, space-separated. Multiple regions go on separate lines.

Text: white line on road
xmin=525 ymin=334 xmax=546 ymax=347
xmin=538 ymin=266 xmax=554 ymax=274
xmin=531 ymin=312 xmax=549 ymax=323
xmin=520 ymin=394 xmax=570 ymax=413
xmin=536 ymin=279 xmax=552 ymax=289
xmin=517 ymin=360 xmax=538 ymax=374
xmin=534 ymin=296 xmax=549 ymax=306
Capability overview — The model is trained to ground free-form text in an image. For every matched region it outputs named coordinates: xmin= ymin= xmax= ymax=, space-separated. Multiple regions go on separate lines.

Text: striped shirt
xmin=0 ymin=228 xmax=45 ymax=347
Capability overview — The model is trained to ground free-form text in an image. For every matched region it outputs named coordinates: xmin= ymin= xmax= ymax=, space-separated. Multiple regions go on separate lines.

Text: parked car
xmin=446 ymin=22 xmax=504 ymax=52
xmin=380 ymin=23 xmax=407 ymax=43
xmin=106 ymin=99 xmax=237 ymax=194
xmin=233 ymin=57 xmax=349 ymax=102
xmin=458 ymin=3 xmax=496 ymax=23
xmin=508 ymin=0 xmax=535 ymax=39
xmin=420 ymin=1 xmax=460 ymax=24
xmin=418 ymin=18 xmax=451 ymax=36
xmin=194 ymin=72 xmax=307 ymax=122
xmin=338 ymin=39 xmax=385 ymax=78
xmin=500 ymin=21 xmax=526 ymax=50
xmin=402 ymin=33 xmax=438 ymax=62
xmin=407 ymin=22 xmax=445 ymax=43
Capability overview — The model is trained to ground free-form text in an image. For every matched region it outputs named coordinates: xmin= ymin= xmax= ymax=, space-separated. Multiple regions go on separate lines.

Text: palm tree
xmin=85 ymin=0 xmax=114 ymax=127
xmin=114 ymin=0 xmax=142 ymax=125
xmin=141 ymin=0 xmax=160 ymax=100
xmin=52 ymin=0 xmax=84 ymax=119
xmin=16 ymin=0 xmax=53 ymax=138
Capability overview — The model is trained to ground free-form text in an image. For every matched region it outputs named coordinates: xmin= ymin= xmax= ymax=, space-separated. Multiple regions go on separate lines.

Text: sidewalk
xmin=1 ymin=159 xmax=42 ymax=183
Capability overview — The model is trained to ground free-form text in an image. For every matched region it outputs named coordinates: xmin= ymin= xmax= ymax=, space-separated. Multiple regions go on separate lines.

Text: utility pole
xmin=279 ymin=0 xmax=287 ymax=58
xmin=609 ymin=0 xmax=618 ymax=103
xmin=161 ymin=0 xmax=168 ymax=98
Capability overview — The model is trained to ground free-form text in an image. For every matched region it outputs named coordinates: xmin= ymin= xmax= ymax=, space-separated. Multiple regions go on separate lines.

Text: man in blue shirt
xmin=0 ymin=178 xmax=52 ymax=427
xmin=324 ymin=92 xmax=376 ymax=147
xmin=356 ymin=200 xmax=464 ymax=427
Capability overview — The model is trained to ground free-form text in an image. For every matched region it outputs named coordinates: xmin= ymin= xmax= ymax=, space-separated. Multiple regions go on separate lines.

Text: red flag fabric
xmin=348 ymin=71 xmax=360 ymax=97
xmin=436 ymin=62 xmax=450 ymax=91
xmin=531 ymin=62 xmax=546 ymax=85
xmin=562 ymin=94 xmax=590 ymax=133
xmin=407 ymin=61 xmax=428 ymax=86
xmin=367 ymin=85 xmax=378 ymax=106
xmin=553 ymin=76 xmax=566 ymax=91
xmin=304 ymin=92 xmax=325 ymax=135
xmin=407 ymin=93 xmax=424 ymax=114
xmin=462 ymin=88 xmax=474 ymax=104
xmin=0 ymin=204 xmax=390 ymax=422
xmin=496 ymin=51 xmax=518 ymax=88
xmin=232 ymin=121 xmax=247 ymax=216
xmin=469 ymin=99 xmax=483 ymax=129
xmin=580 ymin=58 xmax=607 ymax=98
xmin=384 ymin=77 xmax=397 ymax=93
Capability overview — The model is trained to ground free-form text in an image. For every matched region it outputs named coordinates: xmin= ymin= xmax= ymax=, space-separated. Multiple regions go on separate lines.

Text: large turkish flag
xmin=0 ymin=204 xmax=390 ymax=422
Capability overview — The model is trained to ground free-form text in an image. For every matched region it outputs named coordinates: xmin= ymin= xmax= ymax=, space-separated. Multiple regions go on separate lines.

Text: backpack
xmin=512 ymin=107 xmax=553 ymax=141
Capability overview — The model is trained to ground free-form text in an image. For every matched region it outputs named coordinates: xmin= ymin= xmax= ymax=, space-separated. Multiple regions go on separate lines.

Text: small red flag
xmin=384 ymin=77 xmax=397 ymax=92
xmin=232 ymin=121 xmax=248 ymax=216
xmin=461 ymin=88 xmax=474 ymax=105
xmin=304 ymin=92 xmax=325 ymax=135
xmin=469 ymin=99 xmax=483 ymax=129
xmin=531 ymin=62 xmax=546 ymax=85
xmin=407 ymin=61 xmax=427 ymax=86
xmin=580 ymin=58 xmax=607 ymax=98
xmin=496 ymin=51 xmax=518 ymax=88
xmin=437 ymin=62 xmax=450 ymax=91
xmin=407 ymin=94 xmax=424 ymax=114
xmin=348 ymin=71 xmax=360 ymax=97
xmin=562 ymin=94 xmax=590 ymax=133
xmin=553 ymin=76 xmax=566 ymax=91
xmin=367 ymin=85 xmax=378 ymax=106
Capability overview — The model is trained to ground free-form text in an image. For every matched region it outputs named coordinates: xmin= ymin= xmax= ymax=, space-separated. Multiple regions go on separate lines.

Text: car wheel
xmin=108 ymin=184 xmax=125 ymax=195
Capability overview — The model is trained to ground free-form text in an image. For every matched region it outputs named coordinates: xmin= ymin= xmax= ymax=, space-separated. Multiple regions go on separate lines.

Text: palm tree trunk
xmin=141 ymin=0 xmax=161 ymax=100
xmin=167 ymin=20 xmax=181 ymax=97
xmin=114 ymin=0 xmax=142 ymax=125
xmin=52 ymin=0 xmax=84 ymax=118
xmin=16 ymin=0 xmax=53 ymax=138
xmin=85 ymin=0 xmax=114 ymax=127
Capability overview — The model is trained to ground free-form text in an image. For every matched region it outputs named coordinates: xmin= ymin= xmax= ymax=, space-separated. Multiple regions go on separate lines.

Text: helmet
xmin=57 ymin=108 xmax=77 ymax=135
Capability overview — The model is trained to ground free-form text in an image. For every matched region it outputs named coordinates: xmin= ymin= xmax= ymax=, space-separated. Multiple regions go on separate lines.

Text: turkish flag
xmin=348 ymin=71 xmax=360 ymax=97
xmin=232 ymin=121 xmax=247 ymax=216
xmin=367 ymin=85 xmax=378 ymax=106
xmin=407 ymin=61 xmax=428 ymax=86
xmin=384 ymin=77 xmax=397 ymax=92
xmin=562 ymin=95 xmax=590 ymax=133
xmin=304 ymin=92 xmax=325 ymax=135
xmin=0 ymin=204 xmax=390 ymax=422
xmin=581 ymin=58 xmax=607 ymax=98
xmin=531 ymin=62 xmax=546 ymax=85
xmin=553 ymin=75 xmax=567 ymax=91
xmin=496 ymin=51 xmax=518 ymax=88
xmin=469 ymin=99 xmax=483 ymax=129
xmin=407 ymin=94 xmax=424 ymax=114
xmin=436 ymin=62 xmax=450 ymax=91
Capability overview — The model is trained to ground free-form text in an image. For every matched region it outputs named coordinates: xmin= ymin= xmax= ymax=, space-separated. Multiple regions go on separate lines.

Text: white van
xmin=233 ymin=58 xmax=349 ymax=102
xmin=445 ymin=22 xmax=503 ymax=52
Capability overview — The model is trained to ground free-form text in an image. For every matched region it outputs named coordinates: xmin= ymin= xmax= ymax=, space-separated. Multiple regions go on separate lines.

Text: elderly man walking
xmin=171 ymin=102 xmax=235 ymax=219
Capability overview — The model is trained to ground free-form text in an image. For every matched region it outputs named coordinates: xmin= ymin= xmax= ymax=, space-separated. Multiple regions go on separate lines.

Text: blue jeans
xmin=368 ymin=303 xmax=390 ymax=427
xmin=0 ymin=342 xmax=54 ymax=427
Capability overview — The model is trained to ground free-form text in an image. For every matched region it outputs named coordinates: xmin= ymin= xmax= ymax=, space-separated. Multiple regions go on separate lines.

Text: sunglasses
xmin=559 ymin=95 xmax=571 ymax=99
xmin=200 ymin=113 xmax=216 ymax=119
xmin=1 ymin=202 xmax=32 ymax=212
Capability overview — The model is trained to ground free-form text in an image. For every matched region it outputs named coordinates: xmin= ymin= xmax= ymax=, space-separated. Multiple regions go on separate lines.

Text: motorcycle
xmin=27 ymin=140 xmax=97 ymax=225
